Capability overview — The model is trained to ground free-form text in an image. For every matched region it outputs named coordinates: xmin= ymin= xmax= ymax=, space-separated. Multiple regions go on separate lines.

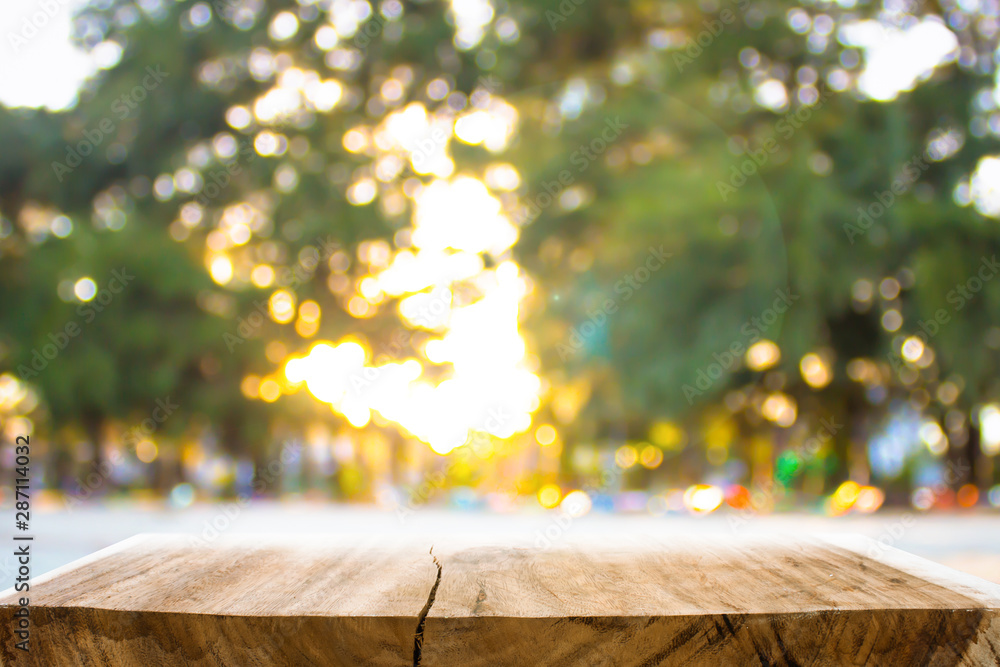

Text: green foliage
xmin=2 ymin=0 xmax=999 ymax=495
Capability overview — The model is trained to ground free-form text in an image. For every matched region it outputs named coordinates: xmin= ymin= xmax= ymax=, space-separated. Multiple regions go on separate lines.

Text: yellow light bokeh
xmin=981 ymin=405 xmax=1000 ymax=456
xmin=299 ymin=301 xmax=321 ymax=323
xmin=241 ymin=374 xmax=261 ymax=398
xmin=746 ymin=340 xmax=781 ymax=371
xmin=269 ymin=290 xmax=296 ymax=324
xmin=259 ymin=378 xmax=281 ymax=402
xmin=209 ymin=256 xmax=233 ymax=285
xmin=833 ymin=480 xmax=861 ymax=510
xmin=683 ymin=484 xmax=724 ymax=513
xmin=535 ymin=424 xmax=557 ymax=446
xmin=136 ymin=440 xmax=158 ymax=463
xmin=799 ymin=353 xmax=832 ymax=389
xmin=640 ymin=445 xmax=663 ymax=469
xmin=615 ymin=445 xmax=638 ymax=469
xmin=265 ymin=342 xmax=287 ymax=364
xmin=251 ymin=264 xmax=275 ymax=288
xmin=902 ymin=336 xmax=925 ymax=363
xmin=762 ymin=393 xmax=797 ymax=427
xmin=233 ymin=92 xmax=541 ymax=456
xmin=649 ymin=421 xmax=685 ymax=449
xmin=854 ymin=486 xmax=885 ymax=513
xmin=538 ymin=484 xmax=562 ymax=509
xmin=560 ymin=490 xmax=592 ymax=517
xmin=295 ymin=318 xmax=319 ymax=338
xmin=347 ymin=296 xmax=371 ymax=318
xmin=343 ymin=128 xmax=368 ymax=153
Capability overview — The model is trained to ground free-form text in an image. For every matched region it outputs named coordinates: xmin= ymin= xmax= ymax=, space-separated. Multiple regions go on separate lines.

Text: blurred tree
xmin=1 ymin=0 xmax=999 ymax=502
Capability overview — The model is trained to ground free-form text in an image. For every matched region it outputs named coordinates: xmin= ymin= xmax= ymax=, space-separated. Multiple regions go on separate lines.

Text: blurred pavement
xmin=10 ymin=503 xmax=1000 ymax=584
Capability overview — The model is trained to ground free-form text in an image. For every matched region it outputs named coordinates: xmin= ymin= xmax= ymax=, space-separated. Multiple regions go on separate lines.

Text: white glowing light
xmin=306 ymin=79 xmax=343 ymax=112
xmin=348 ymin=178 xmax=377 ymax=205
xmin=970 ymin=156 xmax=1000 ymax=218
xmin=73 ymin=277 xmax=97 ymax=301
xmin=269 ymin=12 xmax=299 ymax=41
xmin=842 ymin=18 xmax=958 ymax=102
xmin=449 ymin=0 xmax=494 ymax=50
xmin=981 ymin=405 xmax=1000 ymax=456
xmin=290 ymin=178 xmax=538 ymax=453
xmin=263 ymin=71 xmax=537 ymax=454
xmin=329 ymin=0 xmax=372 ymax=38
xmin=919 ymin=420 xmax=947 ymax=456
xmin=289 ymin=262 xmax=539 ymax=454
xmin=378 ymin=250 xmax=483 ymax=297
xmin=411 ymin=177 xmax=518 ymax=256
xmin=754 ymin=79 xmax=788 ymax=111
xmin=209 ymin=256 xmax=233 ymax=285
xmin=454 ymin=100 xmax=518 ymax=152
xmin=379 ymin=103 xmax=455 ymax=177
xmin=226 ymin=106 xmax=252 ymax=130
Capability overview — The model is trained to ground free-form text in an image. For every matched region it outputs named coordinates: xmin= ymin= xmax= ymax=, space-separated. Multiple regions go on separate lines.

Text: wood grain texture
xmin=422 ymin=534 xmax=1000 ymax=666
xmin=0 ymin=534 xmax=439 ymax=666
xmin=1 ymin=533 xmax=998 ymax=666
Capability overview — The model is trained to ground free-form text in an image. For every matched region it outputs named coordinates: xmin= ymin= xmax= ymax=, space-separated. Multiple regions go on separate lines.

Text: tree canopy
xmin=2 ymin=0 xmax=1000 ymax=509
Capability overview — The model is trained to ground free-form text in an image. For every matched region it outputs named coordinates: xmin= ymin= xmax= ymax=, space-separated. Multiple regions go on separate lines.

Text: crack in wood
xmin=412 ymin=546 xmax=442 ymax=667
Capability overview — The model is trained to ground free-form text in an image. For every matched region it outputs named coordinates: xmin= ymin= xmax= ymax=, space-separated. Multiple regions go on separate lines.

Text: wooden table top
xmin=2 ymin=533 xmax=998 ymax=665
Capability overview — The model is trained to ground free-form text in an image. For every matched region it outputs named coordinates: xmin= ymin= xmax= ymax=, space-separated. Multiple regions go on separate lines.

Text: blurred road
xmin=9 ymin=503 xmax=1000 ymax=584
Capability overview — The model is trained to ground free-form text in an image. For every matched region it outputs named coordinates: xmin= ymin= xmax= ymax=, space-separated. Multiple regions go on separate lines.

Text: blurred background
xmin=1 ymin=0 xmax=1000 ymax=578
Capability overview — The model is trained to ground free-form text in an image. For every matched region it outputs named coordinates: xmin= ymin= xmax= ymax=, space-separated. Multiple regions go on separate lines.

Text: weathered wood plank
xmin=422 ymin=534 xmax=1000 ymax=666
xmin=1 ymin=533 xmax=998 ymax=666
xmin=0 ymin=534 xmax=439 ymax=666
